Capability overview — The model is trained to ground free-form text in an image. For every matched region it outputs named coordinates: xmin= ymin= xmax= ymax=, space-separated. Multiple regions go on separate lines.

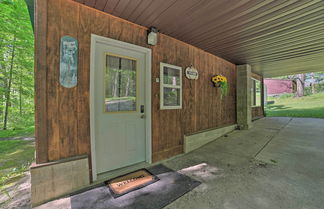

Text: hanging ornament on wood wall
xmin=185 ymin=65 xmax=199 ymax=80
xmin=211 ymin=75 xmax=229 ymax=98
xmin=60 ymin=36 xmax=78 ymax=88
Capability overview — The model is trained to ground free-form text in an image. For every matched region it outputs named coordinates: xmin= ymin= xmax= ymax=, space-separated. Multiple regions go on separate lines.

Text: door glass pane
xmin=251 ymin=79 xmax=261 ymax=106
xmin=163 ymin=87 xmax=180 ymax=106
xmin=255 ymin=80 xmax=261 ymax=106
xmin=163 ymin=66 xmax=180 ymax=86
xmin=105 ymin=55 xmax=136 ymax=112
xmin=251 ymin=79 xmax=256 ymax=106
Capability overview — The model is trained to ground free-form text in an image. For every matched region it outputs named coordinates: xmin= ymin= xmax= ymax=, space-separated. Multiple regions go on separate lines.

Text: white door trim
xmin=90 ymin=34 xmax=152 ymax=181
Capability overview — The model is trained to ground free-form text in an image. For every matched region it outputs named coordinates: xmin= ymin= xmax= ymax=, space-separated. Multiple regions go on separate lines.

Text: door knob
xmin=140 ymin=115 xmax=145 ymax=119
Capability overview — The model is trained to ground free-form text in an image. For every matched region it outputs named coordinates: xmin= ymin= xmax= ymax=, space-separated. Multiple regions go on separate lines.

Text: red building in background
xmin=264 ymin=79 xmax=297 ymax=96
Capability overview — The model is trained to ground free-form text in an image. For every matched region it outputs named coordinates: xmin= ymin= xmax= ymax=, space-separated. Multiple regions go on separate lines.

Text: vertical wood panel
xmin=108 ymin=14 xmax=123 ymax=41
xmin=209 ymin=55 xmax=215 ymax=127
xmin=43 ymin=2 xmax=237 ymax=164
xmin=47 ymin=0 xmax=61 ymax=161
xmin=35 ymin=0 xmax=48 ymax=163
xmin=77 ymin=4 xmax=93 ymax=156
xmin=151 ymin=44 xmax=160 ymax=155
xmin=58 ymin=0 xmax=79 ymax=158
xmin=92 ymin=9 xmax=110 ymax=37
xmin=183 ymin=45 xmax=195 ymax=134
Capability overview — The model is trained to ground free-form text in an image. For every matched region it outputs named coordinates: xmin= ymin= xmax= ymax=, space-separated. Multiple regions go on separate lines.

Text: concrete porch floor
xmin=37 ymin=117 xmax=324 ymax=209
xmin=163 ymin=117 xmax=324 ymax=209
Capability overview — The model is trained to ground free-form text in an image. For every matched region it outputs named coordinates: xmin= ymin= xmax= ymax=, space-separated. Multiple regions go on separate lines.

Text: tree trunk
xmin=296 ymin=73 xmax=305 ymax=97
xmin=19 ymin=68 xmax=23 ymax=115
xmin=113 ymin=70 xmax=118 ymax=97
xmin=3 ymin=37 xmax=16 ymax=130
xmin=311 ymin=73 xmax=316 ymax=94
xmin=0 ymin=39 xmax=4 ymax=121
xmin=125 ymin=76 xmax=130 ymax=97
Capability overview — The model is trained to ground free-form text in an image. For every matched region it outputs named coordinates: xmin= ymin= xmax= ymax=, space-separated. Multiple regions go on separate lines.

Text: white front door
xmin=92 ymin=37 xmax=149 ymax=175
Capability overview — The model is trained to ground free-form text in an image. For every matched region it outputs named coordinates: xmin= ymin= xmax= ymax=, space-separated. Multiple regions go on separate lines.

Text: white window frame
xmin=251 ymin=78 xmax=262 ymax=107
xmin=160 ymin=62 xmax=182 ymax=110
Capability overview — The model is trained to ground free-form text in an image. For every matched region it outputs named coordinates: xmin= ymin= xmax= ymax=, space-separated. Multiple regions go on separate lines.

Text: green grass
xmin=0 ymin=140 xmax=35 ymax=197
xmin=266 ymin=92 xmax=324 ymax=118
xmin=0 ymin=126 xmax=34 ymax=138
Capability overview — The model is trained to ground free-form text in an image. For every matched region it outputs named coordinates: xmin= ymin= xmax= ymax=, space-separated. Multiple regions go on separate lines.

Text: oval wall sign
xmin=185 ymin=66 xmax=199 ymax=80
xmin=60 ymin=36 xmax=78 ymax=88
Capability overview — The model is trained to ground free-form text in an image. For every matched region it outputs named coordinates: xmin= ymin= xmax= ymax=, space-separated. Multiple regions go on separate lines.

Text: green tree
xmin=274 ymin=71 xmax=324 ymax=97
xmin=0 ymin=0 xmax=34 ymax=130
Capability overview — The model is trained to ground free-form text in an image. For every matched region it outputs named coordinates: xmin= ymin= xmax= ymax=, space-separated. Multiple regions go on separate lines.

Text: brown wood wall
xmin=37 ymin=0 xmax=237 ymax=164
xmin=251 ymin=73 xmax=265 ymax=120
xmin=252 ymin=107 xmax=264 ymax=120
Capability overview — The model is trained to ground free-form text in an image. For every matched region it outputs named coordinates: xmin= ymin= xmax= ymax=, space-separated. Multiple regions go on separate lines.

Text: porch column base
xmin=30 ymin=155 xmax=90 ymax=207
xmin=237 ymin=123 xmax=253 ymax=130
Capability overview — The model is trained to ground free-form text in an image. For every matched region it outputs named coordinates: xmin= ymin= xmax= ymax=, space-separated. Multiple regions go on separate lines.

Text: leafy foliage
xmin=0 ymin=0 xmax=34 ymax=131
xmin=271 ymin=71 xmax=324 ymax=97
xmin=274 ymin=72 xmax=324 ymax=81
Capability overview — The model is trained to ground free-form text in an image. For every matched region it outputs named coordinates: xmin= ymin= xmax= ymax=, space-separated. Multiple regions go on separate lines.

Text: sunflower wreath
xmin=211 ymin=75 xmax=228 ymax=98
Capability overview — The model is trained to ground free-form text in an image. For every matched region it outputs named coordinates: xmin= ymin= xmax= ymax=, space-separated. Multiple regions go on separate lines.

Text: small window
xmin=160 ymin=63 xmax=182 ymax=109
xmin=251 ymin=78 xmax=261 ymax=107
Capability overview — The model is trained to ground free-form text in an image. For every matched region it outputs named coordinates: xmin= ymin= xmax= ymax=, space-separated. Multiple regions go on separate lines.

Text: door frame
xmin=90 ymin=34 xmax=152 ymax=181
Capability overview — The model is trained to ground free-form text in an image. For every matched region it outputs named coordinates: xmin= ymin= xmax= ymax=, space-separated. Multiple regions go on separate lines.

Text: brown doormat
xmin=105 ymin=168 xmax=159 ymax=198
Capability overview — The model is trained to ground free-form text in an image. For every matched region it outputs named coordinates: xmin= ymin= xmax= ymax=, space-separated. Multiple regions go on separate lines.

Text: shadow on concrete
xmin=69 ymin=164 xmax=200 ymax=209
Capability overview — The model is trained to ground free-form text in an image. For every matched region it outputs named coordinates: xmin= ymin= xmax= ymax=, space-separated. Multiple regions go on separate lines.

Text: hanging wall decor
xmin=211 ymin=75 xmax=228 ymax=98
xmin=185 ymin=66 xmax=199 ymax=80
xmin=60 ymin=36 xmax=78 ymax=88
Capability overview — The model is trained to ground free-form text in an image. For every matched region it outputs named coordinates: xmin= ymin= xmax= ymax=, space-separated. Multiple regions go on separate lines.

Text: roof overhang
xmin=73 ymin=1 xmax=323 ymax=77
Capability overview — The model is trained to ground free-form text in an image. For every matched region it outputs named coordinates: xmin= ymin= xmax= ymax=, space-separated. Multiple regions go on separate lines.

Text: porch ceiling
xmin=75 ymin=0 xmax=324 ymax=77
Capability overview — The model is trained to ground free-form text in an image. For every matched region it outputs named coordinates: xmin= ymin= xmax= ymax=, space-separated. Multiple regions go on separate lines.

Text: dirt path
xmin=0 ymin=172 xmax=31 ymax=209
xmin=0 ymin=136 xmax=34 ymax=141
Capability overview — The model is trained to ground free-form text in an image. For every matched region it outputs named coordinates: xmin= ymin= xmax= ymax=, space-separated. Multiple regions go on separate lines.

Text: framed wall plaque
xmin=60 ymin=36 xmax=78 ymax=88
xmin=185 ymin=66 xmax=199 ymax=80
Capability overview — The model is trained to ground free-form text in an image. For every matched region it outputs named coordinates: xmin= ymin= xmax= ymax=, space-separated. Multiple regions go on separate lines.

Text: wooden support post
xmin=34 ymin=0 xmax=48 ymax=163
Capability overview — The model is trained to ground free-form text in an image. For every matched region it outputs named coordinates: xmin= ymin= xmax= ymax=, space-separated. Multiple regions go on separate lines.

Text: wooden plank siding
xmin=34 ymin=0 xmax=48 ymax=163
xmin=251 ymin=73 xmax=265 ymax=120
xmin=36 ymin=0 xmax=237 ymax=164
